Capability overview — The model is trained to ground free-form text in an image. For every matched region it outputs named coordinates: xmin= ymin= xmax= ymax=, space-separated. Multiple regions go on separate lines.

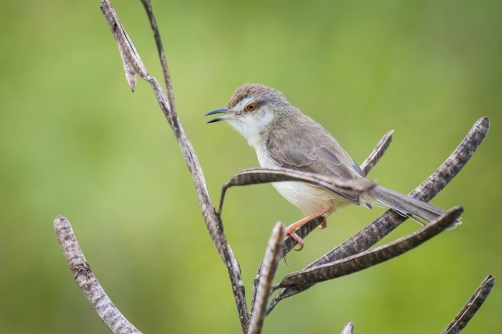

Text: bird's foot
xmin=285 ymin=225 xmax=305 ymax=251
xmin=283 ymin=207 xmax=331 ymax=252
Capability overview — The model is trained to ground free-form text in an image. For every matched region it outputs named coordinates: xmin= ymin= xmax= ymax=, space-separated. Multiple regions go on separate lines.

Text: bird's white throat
xmin=226 ymin=112 xmax=275 ymax=149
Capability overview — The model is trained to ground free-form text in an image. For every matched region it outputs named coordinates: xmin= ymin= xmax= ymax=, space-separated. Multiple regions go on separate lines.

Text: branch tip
xmin=361 ymin=129 xmax=394 ymax=176
xmin=341 ymin=321 xmax=354 ymax=334
xmin=248 ymin=223 xmax=284 ymax=334
xmin=441 ymin=275 xmax=495 ymax=334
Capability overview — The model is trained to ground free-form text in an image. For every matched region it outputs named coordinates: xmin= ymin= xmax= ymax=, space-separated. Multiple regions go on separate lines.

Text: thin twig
xmin=100 ymin=1 xmax=249 ymax=331
xmin=360 ymin=130 xmax=394 ymax=176
xmin=218 ymin=167 xmax=376 ymax=215
xmin=275 ymin=207 xmax=462 ymax=288
xmin=54 ymin=216 xmax=141 ymax=334
xmin=441 ymin=275 xmax=495 ymax=334
xmin=250 ymin=129 xmax=393 ymax=311
xmin=341 ymin=321 xmax=354 ymax=334
xmin=267 ymin=116 xmax=490 ymax=314
xmin=139 ymin=0 xmax=175 ymax=109
xmin=247 ymin=223 xmax=284 ymax=334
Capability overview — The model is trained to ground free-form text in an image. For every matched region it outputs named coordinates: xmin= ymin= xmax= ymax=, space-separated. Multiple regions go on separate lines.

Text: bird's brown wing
xmin=266 ymin=115 xmax=365 ymax=205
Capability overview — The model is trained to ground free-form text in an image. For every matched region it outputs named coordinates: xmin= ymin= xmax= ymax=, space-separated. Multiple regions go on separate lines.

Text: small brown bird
xmin=206 ymin=84 xmax=458 ymax=249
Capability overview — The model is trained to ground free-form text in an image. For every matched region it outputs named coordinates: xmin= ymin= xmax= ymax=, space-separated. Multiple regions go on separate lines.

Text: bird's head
xmin=205 ymin=84 xmax=294 ymax=146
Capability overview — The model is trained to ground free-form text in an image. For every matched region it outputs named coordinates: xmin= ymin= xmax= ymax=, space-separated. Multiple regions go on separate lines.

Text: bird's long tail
xmin=371 ymin=185 xmax=461 ymax=229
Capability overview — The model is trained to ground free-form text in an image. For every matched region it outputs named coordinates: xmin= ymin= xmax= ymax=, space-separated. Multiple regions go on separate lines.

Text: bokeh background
xmin=1 ymin=0 xmax=501 ymax=333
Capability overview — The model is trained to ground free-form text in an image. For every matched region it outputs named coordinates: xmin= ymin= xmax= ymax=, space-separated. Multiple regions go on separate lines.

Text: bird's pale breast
xmin=255 ymin=143 xmax=350 ymax=215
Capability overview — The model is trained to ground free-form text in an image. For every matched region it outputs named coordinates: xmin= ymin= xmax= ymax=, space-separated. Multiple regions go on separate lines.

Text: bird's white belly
xmin=255 ymin=145 xmax=348 ymax=215
xmin=271 ymin=181 xmax=325 ymax=213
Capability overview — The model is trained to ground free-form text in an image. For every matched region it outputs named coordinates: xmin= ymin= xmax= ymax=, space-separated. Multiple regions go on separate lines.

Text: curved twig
xmin=218 ymin=168 xmax=376 ymax=215
xmin=360 ymin=130 xmax=394 ymax=176
xmin=100 ymin=1 xmax=249 ymax=331
xmin=275 ymin=207 xmax=462 ymax=288
xmin=267 ymin=116 xmax=490 ymax=314
xmin=247 ymin=223 xmax=284 ymax=334
xmin=441 ymin=275 xmax=495 ymax=334
xmin=54 ymin=216 xmax=141 ymax=334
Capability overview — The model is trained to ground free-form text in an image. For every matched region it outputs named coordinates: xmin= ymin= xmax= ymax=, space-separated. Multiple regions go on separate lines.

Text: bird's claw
xmin=286 ymin=231 xmax=305 ymax=251
xmin=317 ymin=216 xmax=328 ymax=229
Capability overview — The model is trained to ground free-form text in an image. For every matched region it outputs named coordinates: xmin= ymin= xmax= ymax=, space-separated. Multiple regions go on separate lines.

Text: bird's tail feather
xmin=371 ymin=185 xmax=460 ymax=229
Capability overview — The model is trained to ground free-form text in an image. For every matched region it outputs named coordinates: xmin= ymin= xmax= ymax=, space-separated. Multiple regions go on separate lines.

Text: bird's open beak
xmin=205 ymin=108 xmax=234 ymax=123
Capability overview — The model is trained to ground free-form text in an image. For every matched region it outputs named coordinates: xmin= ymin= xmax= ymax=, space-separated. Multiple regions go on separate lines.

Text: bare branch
xmin=441 ymin=275 xmax=496 ymax=334
xmin=99 ymin=3 xmax=494 ymax=332
xmin=267 ymin=116 xmax=490 ymax=314
xmin=341 ymin=321 xmax=354 ymax=334
xmin=218 ymin=167 xmax=376 ymax=215
xmin=247 ymin=223 xmax=284 ymax=334
xmin=275 ymin=207 xmax=462 ymax=288
xmin=54 ymin=216 xmax=141 ymax=334
xmin=360 ymin=130 xmax=394 ymax=176
xmin=139 ymin=0 xmax=175 ymax=110
xmin=100 ymin=1 xmax=249 ymax=331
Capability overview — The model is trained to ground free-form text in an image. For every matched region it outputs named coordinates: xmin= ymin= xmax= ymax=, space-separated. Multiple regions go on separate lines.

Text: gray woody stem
xmin=100 ymin=1 xmax=249 ymax=331
xmin=267 ymin=116 xmax=490 ymax=314
xmin=247 ymin=223 xmax=284 ymax=334
xmin=441 ymin=275 xmax=495 ymax=334
xmin=54 ymin=216 xmax=141 ymax=334
xmin=275 ymin=207 xmax=462 ymax=288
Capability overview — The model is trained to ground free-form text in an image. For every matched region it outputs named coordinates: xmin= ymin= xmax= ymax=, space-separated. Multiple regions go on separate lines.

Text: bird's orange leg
xmin=285 ymin=206 xmax=331 ymax=251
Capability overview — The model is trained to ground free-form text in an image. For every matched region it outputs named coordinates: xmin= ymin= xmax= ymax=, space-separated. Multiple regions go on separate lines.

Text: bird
xmin=205 ymin=83 xmax=459 ymax=250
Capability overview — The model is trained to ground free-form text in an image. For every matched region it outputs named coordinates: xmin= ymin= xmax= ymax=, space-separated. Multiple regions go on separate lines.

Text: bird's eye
xmin=245 ymin=103 xmax=256 ymax=112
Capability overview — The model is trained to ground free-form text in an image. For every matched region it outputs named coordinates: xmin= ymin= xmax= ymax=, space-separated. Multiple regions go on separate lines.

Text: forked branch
xmin=54 ymin=1 xmax=495 ymax=333
xmin=100 ymin=0 xmax=249 ymax=331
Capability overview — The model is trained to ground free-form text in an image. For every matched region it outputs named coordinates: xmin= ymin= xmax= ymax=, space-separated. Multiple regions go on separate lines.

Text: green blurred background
xmin=0 ymin=0 xmax=501 ymax=332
